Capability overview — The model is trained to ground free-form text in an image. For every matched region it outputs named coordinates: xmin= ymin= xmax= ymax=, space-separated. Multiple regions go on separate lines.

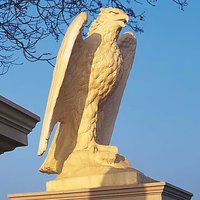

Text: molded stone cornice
xmin=0 ymin=96 xmax=40 ymax=154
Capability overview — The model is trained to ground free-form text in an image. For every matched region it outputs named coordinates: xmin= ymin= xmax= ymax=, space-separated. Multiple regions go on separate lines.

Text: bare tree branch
xmin=0 ymin=0 xmax=188 ymax=75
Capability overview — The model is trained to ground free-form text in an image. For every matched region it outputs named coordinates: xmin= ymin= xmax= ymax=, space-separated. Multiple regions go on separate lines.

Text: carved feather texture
xmin=38 ymin=8 xmax=136 ymax=174
xmin=38 ymin=12 xmax=88 ymax=156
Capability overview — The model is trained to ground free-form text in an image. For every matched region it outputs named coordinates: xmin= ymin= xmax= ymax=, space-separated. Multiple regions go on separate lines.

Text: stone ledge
xmin=0 ymin=96 xmax=40 ymax=154
xmin=8 ymin=182 xmax=193 ymax=200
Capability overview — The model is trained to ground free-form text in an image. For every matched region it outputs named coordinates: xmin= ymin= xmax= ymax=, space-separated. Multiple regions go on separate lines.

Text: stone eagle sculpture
xmin=38 ymin=8 xmax=152 ymax=191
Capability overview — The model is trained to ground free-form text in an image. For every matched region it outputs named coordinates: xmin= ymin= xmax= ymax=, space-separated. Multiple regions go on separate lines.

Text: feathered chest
xmin=89 ymin=41 xmax=122 ymax=98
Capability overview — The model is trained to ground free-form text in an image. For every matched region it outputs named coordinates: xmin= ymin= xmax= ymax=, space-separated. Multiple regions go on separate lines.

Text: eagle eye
xmin=109 ymin=11 xmax=119 ymax=15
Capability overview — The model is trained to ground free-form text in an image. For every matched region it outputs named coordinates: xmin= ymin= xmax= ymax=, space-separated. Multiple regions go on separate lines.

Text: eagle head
xmin=88 ymin=8 xmax=129 ymax=38
xmin=99 ymin=8 xmax=129 ymax=28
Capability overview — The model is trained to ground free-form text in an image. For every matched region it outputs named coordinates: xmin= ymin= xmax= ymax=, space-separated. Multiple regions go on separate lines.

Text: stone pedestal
xmin=46 ymin=168 xmax=154 ymax=192
xmin=8 ymin=182 xmax=192 ymax=200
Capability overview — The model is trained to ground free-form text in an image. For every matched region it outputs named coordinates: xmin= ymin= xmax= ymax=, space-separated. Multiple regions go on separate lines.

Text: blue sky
xmin=0 ymin=1 xmax=199 ymax=199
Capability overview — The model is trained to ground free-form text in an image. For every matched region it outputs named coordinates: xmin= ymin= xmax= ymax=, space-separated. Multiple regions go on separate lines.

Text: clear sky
xmin=0 ymin=1 xmax=199 ymax=200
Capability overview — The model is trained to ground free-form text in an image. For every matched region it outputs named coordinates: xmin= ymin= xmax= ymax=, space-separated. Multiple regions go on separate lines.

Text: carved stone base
xmin=8 ymin=182 xmax=193 ymax=200
xmin=47 ymin=168 xmax=153 ymax=191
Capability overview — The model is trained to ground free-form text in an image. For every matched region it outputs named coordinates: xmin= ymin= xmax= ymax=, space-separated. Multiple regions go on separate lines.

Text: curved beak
xmin=117 ymin=14 xmax=129 ymax=27
xmin=125 ymin=14 xmax=129 ymax=23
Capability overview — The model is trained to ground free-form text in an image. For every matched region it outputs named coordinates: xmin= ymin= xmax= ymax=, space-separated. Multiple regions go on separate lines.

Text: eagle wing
xmin=96 ymin=32 xmax=136 ymax=145
xmin=38 ymin=12 xmax=88 ymax=156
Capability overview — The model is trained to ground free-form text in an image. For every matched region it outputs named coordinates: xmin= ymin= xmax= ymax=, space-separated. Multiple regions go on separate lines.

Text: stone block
xmin=8 ymin=182 xmax=193 ymax=200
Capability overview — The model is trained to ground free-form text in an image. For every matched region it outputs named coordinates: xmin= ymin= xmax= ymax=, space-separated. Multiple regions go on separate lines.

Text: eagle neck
xmin=88 ymin=21 xmax=121 ymax=44
xmin=88 ymin=29 xmax=120 ymax=45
